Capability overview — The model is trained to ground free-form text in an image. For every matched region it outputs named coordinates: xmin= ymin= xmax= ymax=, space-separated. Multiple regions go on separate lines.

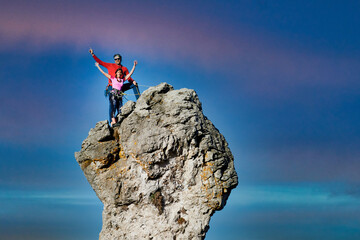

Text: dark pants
xmin=108 ymin=83 xmax=140 ymax=121
xmin=122 ymin=83 xmax=141 ymax=99
xmin=109 ymin=92 xmax=123 ymax=119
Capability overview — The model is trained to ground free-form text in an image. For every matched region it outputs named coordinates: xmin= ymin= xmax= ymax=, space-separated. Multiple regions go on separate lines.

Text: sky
xmin=0 ymin=0 xmax=360 ymax=239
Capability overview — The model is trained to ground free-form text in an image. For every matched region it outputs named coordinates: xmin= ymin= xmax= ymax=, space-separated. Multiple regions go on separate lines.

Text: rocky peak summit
xmin=75 ymin=83 xmax=238 ymax=239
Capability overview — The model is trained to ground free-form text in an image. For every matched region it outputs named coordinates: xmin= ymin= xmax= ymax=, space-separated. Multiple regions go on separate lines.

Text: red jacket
xmin=92 ymin=54 xmax=134 ymax=86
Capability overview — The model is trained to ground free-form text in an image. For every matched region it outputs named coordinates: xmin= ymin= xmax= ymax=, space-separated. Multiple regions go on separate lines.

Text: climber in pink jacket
xmin=95 ymin=60 xmax=137 ymax=127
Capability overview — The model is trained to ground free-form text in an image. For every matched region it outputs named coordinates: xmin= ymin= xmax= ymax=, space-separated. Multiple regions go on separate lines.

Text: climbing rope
xmin=138 ymin=84 xmax=152 ymax=88
xmin=122 ymin=93 xmax=141 ymax=96
xmin=122 ymin=94 xmax=129 ymax=102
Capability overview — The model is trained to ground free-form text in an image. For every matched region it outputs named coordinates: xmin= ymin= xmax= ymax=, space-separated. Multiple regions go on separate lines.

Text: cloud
xmin=231 ymin=184 xmax=360 ymax=206
xmin=0 ymin=189 xmax=99 ymax=205
xmin=1 ymin=0 xmax=359 ymax=98
xmin=239 ymin=144 xmax=360 ymax=183
xmin=329 ymin=184 xmax=360 ymax=199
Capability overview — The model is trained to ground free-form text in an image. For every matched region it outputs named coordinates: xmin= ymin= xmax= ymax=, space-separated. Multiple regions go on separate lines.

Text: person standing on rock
xmin=95 ymin=60 xmax=137 ymax=127
xmin=89 ymin=48 xmax=140 ymax=121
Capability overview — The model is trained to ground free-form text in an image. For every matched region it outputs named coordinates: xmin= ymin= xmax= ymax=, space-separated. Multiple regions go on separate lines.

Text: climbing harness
xmin=111 ymin=89 xmax=124 ymax=99
xmin=106 ymin=83 xmax=147 ymax=103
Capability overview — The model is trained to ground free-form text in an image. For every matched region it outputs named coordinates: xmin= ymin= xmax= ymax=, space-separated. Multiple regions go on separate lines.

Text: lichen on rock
xmin=75 ymin=83 xmax=238 ymax=239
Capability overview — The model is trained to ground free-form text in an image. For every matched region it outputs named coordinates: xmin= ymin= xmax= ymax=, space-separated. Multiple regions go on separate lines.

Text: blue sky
xmin=1 ymin=0 xmax=360 ymax=239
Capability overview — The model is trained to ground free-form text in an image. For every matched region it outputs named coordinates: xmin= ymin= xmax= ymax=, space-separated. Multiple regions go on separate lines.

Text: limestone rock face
xmin=75 ymin=83 xmax=238 ymax=240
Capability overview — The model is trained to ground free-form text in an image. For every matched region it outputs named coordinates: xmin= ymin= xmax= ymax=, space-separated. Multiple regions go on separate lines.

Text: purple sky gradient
xmin=1 ymin=0 xmax=360 ymax=239
xmin=2 ymin=0 xmax=359 ymax=99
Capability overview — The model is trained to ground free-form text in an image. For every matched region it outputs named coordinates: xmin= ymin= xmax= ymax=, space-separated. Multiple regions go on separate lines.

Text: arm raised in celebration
xmin=95 ymin=62 xmax=111 ymax=79
xmin=125 ymin=60 xmax=138 ymax=81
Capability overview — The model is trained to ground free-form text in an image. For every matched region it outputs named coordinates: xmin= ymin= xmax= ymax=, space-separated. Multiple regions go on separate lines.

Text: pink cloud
xmin=242 ymin=144 xmax=360 ymax=183
xmin=1 ymin=0 xmax=359 ymax=97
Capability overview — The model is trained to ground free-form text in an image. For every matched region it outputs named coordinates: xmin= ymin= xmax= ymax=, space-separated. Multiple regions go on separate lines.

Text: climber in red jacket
xmin=89 ymin=48 xmax=141 ymax=122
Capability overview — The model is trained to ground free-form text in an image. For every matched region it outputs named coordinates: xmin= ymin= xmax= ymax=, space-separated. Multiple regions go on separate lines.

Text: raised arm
xmin=95 ymin=62 xmax=111 ymax=79
xmin=125 ymin=60 xmax=138 ymax=80
xmin=89 ymin=48 xmax=110 ymax=68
